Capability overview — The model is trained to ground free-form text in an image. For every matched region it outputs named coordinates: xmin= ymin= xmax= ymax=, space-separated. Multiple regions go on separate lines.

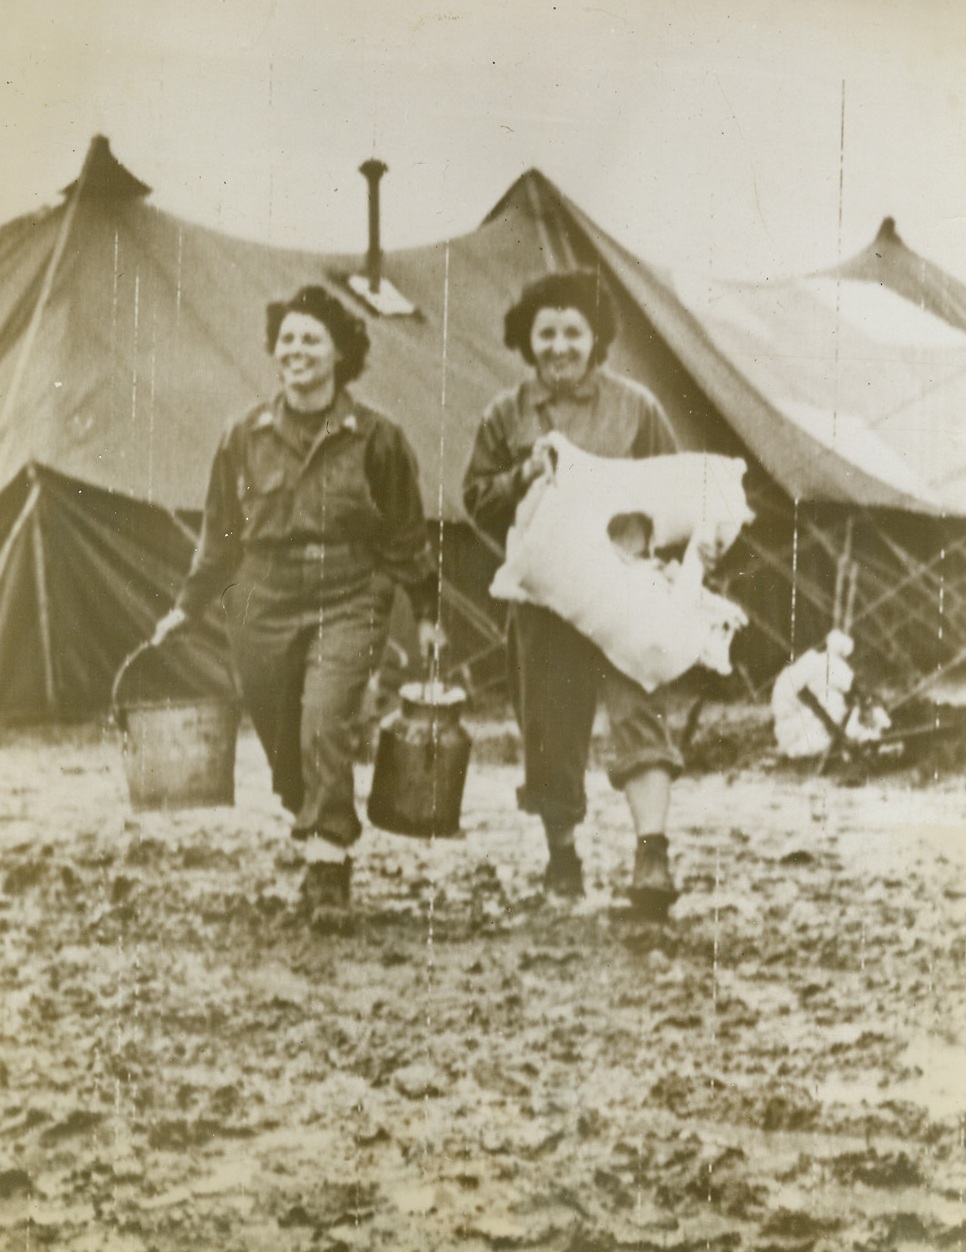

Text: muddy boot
xmin=300 ymin=857 xmax=352 ymax=911
xmin=543 ymin=827 xmax=584 ymax=899
xmin=628 ymin=834 xmax=678 ymax=919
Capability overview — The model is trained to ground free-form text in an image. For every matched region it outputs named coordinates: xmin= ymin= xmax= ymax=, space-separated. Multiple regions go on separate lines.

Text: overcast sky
xmin=3 ymin=0 xmax=966 ymax=282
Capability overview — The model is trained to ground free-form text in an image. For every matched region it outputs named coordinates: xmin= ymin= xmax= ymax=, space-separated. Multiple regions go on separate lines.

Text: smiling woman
xmin=152 ymin=284 xmax=443 ymax=914
xmin=463 ymin=269 xmax=688 ymax=917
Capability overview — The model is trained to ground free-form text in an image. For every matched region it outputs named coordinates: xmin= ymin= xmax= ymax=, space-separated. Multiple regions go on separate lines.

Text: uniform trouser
xmin=224 ymin=555 xmax=394 ymax=847
xmin=508 ymin=603 xmax=683 ymax=833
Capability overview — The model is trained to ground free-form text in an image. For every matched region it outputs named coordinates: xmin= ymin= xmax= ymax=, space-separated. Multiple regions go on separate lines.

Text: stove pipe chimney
xmin=359 ymin=159 xmax=388 ymax=294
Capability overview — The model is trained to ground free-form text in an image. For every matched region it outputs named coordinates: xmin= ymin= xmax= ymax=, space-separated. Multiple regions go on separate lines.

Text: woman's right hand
xmin=152 ymin=607 xmax=188 ymax=646
xmin=521 ymin=440 xmax=555 ymax=487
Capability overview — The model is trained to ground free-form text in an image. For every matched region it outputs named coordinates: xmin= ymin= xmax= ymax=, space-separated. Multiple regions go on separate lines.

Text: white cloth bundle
xmin=770 ymin=630 xmax=890 ymax=759
xmin=770 ymin=637 xmax=854 ymax=759
xmin=490 ymin=433 xmax=754 ymax=692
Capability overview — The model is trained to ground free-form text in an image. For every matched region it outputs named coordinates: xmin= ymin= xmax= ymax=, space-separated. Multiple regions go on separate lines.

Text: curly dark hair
xmin=503 ymin=270 xmax=618 ymax=367
xmin=265 ymin=285 xmax=370 ymax=388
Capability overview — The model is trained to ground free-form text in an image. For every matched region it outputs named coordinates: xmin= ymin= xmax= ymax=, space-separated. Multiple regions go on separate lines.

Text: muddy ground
xmin=1 ymin=708 xmax=965 ymax=1251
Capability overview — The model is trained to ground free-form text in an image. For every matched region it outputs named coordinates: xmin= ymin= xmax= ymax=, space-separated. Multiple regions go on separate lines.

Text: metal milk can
xmin=367 ymin=681 xmax=472 ymax=837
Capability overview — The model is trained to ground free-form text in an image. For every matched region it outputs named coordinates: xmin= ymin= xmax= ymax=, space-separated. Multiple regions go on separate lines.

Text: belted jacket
xmin=177 ymin=389 xmax=436 ymax=620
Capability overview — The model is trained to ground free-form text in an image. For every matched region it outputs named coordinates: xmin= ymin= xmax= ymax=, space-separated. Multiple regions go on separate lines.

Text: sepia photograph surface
xmin=1 ymin=2 xmax=965 ymax=1248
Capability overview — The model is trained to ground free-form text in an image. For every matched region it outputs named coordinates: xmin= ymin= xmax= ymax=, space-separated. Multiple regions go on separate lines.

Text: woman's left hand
xmin=418 ymin=619 xmax=448 ymax=665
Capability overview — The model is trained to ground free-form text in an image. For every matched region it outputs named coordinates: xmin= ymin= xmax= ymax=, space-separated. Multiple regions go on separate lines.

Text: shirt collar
xmin=271 ymin=387 xmax=360 ymax=441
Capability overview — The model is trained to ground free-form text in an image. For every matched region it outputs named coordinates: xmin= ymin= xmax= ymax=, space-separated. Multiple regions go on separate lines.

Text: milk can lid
xmin=399 ymin=681 xmax=467 ymax=707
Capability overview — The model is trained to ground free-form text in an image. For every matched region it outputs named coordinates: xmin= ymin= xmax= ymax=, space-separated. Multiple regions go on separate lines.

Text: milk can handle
xmin=426 ymin=645 xmax=440 ymax=691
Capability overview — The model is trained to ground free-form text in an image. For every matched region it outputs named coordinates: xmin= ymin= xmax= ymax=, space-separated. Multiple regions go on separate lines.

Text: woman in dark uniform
xmin=463 ymin=270 xmax=684 ymax=916
xmin=154 ymin=285 xmax=442 ymax=909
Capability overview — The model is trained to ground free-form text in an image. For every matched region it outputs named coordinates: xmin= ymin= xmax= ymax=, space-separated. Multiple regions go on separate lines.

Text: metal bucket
xmin=113 ymin=642 xmax=240 ymax=810
xmin=367 ymin=682 xmax=471 ymax=838
xmin=117 ymin=698 xmax=240 ymax=810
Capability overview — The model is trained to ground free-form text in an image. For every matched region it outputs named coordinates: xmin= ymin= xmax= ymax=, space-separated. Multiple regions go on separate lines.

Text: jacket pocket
xmin=239 ymin=464 xmax=288 ymax=528
xmin=248 ymin=466 xmax=286 ymax=495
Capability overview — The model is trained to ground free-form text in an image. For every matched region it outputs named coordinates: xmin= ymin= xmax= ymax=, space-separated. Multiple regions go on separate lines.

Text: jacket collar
xmin=265 ymin=388 xmax=361 ymax=451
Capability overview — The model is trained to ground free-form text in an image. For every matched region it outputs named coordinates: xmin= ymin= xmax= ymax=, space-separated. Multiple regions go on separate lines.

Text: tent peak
xmin=481 ymin=167 xmax=562 ymax=226
xmin=825 ymin=215 xmax=966 ymax=335
xmin=504 ymin=166 xmax=555 ymax=188
xmin=61 ymin=136 xmax=151 ymax=202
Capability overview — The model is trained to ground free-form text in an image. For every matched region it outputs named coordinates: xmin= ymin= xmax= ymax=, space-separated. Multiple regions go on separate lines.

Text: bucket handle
xmin=110 ymin=640 xmax=158 ymax=730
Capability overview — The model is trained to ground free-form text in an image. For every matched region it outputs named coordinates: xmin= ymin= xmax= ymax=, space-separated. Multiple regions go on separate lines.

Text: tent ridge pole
xmin=28 ymin=485 xmax=57 ymax=713
xmin=524 ymin=175 xmax=558 ymax=272
xmin=0 ymin=477 xmax=42 ymax=584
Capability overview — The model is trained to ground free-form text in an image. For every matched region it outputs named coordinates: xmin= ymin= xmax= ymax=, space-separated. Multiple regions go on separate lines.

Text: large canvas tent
xmin=518 ymin=182 xmax=966 ymax=690
xmin=0 ymin=136 xmax=754 ymax=722
xmin=661 ymin=219 xmax=966 ymax=693
xmin=0 ymin=136 xmax=567 ymax=720
xmin=1 ymin=135 xmax=964 ymax=721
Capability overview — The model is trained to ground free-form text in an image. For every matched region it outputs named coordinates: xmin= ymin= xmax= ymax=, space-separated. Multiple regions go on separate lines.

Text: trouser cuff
xmin=291 ymin=816 xmax=361 ymax=848
xmin=516 ymin=784 xmax=586 ymax=831
xmin=609 ymin=755 xmax=681 ymax=791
